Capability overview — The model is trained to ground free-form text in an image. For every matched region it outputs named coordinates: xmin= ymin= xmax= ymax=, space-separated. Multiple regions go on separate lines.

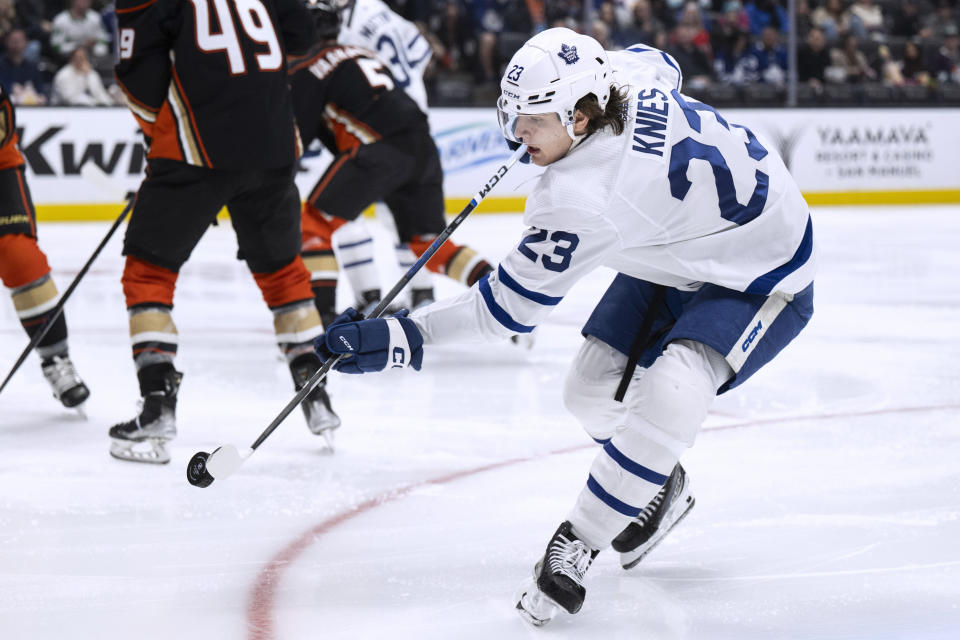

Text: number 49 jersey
xmin=114 ymin=0 xmax=314 ymax=170
xmin=412 ymin=45 xmax=816 ymax=345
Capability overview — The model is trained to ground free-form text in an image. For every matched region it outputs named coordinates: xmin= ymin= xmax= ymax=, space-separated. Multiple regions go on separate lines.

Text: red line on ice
xmin=245 ymin=403 xmax=959 ymax=638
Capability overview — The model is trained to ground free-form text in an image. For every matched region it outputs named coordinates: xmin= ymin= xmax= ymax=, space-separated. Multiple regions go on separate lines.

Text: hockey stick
xmin=186 ymin=143 xmax=529 ymax=488
xmin=0 ymin=168 xmax=133 ymax=398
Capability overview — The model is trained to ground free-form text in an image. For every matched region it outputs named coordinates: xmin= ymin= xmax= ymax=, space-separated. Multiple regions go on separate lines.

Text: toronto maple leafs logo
xmin=557 ymin=43 xmax=579 ymax=65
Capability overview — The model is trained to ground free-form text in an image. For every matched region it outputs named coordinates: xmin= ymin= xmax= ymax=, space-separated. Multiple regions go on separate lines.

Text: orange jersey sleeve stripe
xmin=171 ymin=68 xmax=213 ymax=167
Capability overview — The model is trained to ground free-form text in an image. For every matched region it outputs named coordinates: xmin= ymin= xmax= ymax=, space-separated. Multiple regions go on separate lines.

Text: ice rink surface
xmin=1 ymin=206 xmax=958 ymax=639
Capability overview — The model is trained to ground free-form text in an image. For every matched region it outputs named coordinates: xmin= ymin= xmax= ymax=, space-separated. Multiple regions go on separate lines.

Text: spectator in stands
xmin=620 ymin=0 xmax=666 ymax=46
xmin=678 ymin=1 xmax=712 ymax=50
xmin=471 ymin=0 xmax=534 ymax=84
xmin=0 ymin=27 xmax=47 ymax=104
xmin=876 ymin=44 xmax=904 ymax=86
xmin=891 ymin=0 xmax=923 ymax=40
xmin=592 ymin=16 xmax=615 ymax=49
xmin=51 ymin=44 xmax=112 ymax=105
xmin=798 ymin=25 xmax=831 ymax=89
xmin=648 ymin=0 xmax=678 ymax=30
xmin=812 ymin=0 xmax=850 ymax=42
xmin=429 ymin=1 xmax=480 ymax=77
xmin=794 ymin=0 xmax=814 ymax=39
xmin=0 ymin=0 xmax=15 ymax=36
xmin=744 ymin=0 xmax=787 ymax=36
xmin=598 ymin=1 xmax=633 ymax=49
xmin=739 ymin=25 xmax=788 ymax=84
xmin=829 ymin=31 xmax=877 ymax=83
xmin=711 ymin=0 xmax=751 ymax=79
xmin=666 ymin=23 xmax=713 ymax=89
xmin=900 ymin=39 xmax=931 ymax=85
xmin=929 ymin=23 xmax=960 ymax=84
xmin=50 ymin=0 xmax=108 ymax=64
xmin=923 ymin=1 xmax=960 ymax=41
xmin=847 ymin=0 xmax=884 ymax=40
xmin=12 ymin=0 xmax=54 ymax=63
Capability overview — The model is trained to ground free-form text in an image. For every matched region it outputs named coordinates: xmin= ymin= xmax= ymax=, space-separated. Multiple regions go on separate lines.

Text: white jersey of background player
xmin=315 ymin=28 xmax=816 ymax=625
xmin=338 ymin=0 xmax=432 ymax=112
xmin=328 ymin=0 xmax=435 ymax=312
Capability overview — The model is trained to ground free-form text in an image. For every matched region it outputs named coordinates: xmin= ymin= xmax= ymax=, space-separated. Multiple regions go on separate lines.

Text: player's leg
xmin=301 ymin=202 xmax=347 ymax=327
xmin=610 ymin=282 xmax=815 ymax=567
xmin=389 ymin=134 xmax=494 ymax=302
xmin=303 ymin=144 xmax=409 ymax=317
xmin=230 ymin=165 xmax=340 ymax=443
xmin=109 ymin=160 xmax=228 ymax=464
xmin=519 ymin=338 xmax=729 ymax=625
xmin=0 ymin=165 xmax=89 ymax=409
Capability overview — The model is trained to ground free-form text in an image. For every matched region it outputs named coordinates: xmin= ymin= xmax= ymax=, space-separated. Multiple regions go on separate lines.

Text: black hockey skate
xmin=611 ymin=463 xmax=695 ymax=569
xmin=515 ymin=521 xmax=599 ymax=626
xmin=290 ymin=354 xmax=341 ymax=448
xmin=109 ymin=364 xmax=182 ymax=464
xmin=41 ymin=354 xmax=90 ymax=412
xmin=409 ymin=287 xmax=435 ymax=312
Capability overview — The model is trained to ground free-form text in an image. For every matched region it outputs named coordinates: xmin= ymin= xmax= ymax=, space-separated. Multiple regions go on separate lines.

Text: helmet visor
xmin=497 ymin=96 xmax=521 ymax=142
xmin=497 ymin=97 xmax=565 ymax=144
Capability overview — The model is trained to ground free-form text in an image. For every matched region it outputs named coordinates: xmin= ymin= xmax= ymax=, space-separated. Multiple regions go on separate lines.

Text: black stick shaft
xmin=0 ymin=200 xmax=133 ymax=396
xmin=248 ymin=144 xmax=528 ymax=451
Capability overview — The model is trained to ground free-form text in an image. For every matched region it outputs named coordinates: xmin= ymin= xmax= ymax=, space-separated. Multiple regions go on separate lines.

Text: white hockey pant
xmin=563 ymin=337 xmax=732 ymax=549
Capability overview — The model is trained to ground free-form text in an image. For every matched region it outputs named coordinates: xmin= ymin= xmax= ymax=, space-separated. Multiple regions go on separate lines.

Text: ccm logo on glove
xmin=314 ymin=308 xmax=424 ymax=374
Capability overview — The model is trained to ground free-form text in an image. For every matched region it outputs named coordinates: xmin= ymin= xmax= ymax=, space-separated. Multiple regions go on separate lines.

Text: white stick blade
xmin=205 ymin=445 xmax=248 ymax=480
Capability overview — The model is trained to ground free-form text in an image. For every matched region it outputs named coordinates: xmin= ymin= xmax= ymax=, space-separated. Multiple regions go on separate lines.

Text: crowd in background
xmin=0 ymin=0 xmax=958 ymax=107
xmin=399 ymin=0 xmax=960 ymax=104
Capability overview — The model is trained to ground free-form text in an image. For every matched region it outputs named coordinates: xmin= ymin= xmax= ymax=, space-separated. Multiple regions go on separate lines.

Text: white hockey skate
xmin=41 ymin=354 xmax=90 ymax=415
xmin=515 ymin=521 xmax=599 ymax=627
xmin=612 ymin=463 xmax=695 ymax=569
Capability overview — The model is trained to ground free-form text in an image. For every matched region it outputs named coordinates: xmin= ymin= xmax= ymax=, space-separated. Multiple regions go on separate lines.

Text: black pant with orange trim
xmin=124 ymin=159 xmax=303 ymax=275
xmin=0 ymin=166 xmax=37 ymax=238
xmin=306 ymin=129 xmax=446 ymax=241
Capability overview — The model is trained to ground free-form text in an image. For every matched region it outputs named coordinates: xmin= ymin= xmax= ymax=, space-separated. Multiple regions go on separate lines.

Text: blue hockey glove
xmin=314 ymin=308 xmax=424 ymax=374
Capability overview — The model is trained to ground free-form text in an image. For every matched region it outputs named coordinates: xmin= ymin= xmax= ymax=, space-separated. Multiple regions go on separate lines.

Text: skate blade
xmin=621 ymin=495 xmax=695 ymax=570
xmin=109 ymin=438 xmax=171 ymax=464
xmin=317 ymin=428 xmax=336 ymax=453
xmin=514 ymin=579 xmax=560 ymax=627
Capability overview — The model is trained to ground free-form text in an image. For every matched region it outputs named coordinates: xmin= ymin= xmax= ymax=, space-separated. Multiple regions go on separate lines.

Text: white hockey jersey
xmin=338 ymin=0 xmax=432 ymax=112
xmin=412 ymin=45 xmax=816 ymax=345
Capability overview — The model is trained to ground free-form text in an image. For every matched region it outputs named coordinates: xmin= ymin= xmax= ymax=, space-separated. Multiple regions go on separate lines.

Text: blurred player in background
xmin=314 ymin=28 xmax=817 ymax=625
xmin=0 ymin=84 xmax=90 ymax=411
xmin=108 ymin=0 xmax=339 ymax=464
xmin=292 ymin=1 xmax=495 ymax=328
xmin=303 ymin=0 xmax=462 ymax=318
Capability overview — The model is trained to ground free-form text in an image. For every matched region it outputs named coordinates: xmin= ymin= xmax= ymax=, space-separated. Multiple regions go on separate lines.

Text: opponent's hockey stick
xmin=186 ymin=143 xmax=529 ymax=488
xmin=0 ymin=167 xmax=133 ymax=398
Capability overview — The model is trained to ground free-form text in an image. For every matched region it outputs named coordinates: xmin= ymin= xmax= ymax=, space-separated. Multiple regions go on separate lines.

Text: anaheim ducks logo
xmin=557 ymin=43 xmax=579 ymax=65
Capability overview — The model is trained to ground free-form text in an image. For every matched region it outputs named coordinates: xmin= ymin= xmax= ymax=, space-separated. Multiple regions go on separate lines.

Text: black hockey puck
xmin=187 ymin=451 xmax=215 ymax=488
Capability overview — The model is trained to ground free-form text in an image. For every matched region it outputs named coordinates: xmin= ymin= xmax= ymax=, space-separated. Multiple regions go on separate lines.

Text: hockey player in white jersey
xmin=314 ymin=28 xmax=816 ymax=625
xmin=322 ymin=0 xmax=437 ymax=314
